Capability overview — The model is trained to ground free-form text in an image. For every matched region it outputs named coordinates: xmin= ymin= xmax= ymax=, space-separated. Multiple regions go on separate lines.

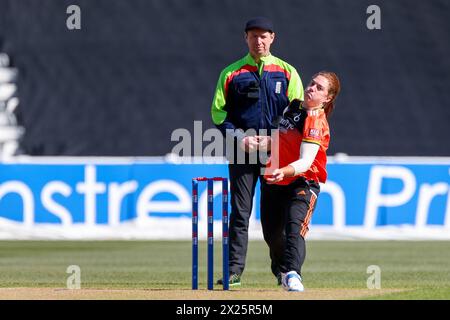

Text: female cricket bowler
xmin=261 ymin=71 xmax=341 ymax=292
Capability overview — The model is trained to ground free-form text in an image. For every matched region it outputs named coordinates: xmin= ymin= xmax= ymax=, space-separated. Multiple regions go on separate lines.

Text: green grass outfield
xmin=0 ymin=240 xmax=449 ymax=299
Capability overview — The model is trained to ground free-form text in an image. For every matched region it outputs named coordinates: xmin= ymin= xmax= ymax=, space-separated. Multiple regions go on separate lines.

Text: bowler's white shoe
xmin=282 ymin=271 xmax=304 ymax=292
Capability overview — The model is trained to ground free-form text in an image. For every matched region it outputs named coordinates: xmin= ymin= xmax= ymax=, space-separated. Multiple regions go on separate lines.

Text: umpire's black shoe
xmin=216 ymin=273 xmax=241 ymax=286
xmin=276 ymin=273 xmax=282 ymax=286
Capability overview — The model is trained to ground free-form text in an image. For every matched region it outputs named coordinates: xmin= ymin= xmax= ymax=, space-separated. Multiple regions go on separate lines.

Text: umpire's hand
xmin=239 ymin=136 xmax=259 ymax=153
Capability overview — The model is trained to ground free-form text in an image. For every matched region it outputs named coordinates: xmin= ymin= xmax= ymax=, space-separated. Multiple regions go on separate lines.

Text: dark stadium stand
xmin=0 ymin=0 xmax=449 ymax=156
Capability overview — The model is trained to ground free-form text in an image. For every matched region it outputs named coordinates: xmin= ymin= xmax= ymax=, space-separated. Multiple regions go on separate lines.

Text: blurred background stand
xmin=0 ymin=52 xmax=24 ymax=161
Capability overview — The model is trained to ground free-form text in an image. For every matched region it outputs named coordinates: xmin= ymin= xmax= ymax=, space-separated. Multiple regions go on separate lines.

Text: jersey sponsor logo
xmin=279 ymin=115 xmax=301 ymax=132
xmin=279 ymin=117 xmax=294 ymax=131
xmin=308 ymin=128 xmax=320 ymax=138
xmin=278 ymin=108 xmax=305 ymax=135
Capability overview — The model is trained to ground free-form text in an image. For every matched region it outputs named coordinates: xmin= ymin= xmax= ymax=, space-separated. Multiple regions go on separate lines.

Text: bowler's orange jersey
xmin=265 ymin=101 xmax=330 ymax=185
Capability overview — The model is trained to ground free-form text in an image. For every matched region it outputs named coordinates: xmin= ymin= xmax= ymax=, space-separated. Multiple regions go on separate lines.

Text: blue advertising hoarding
xmin=0 ymin=158 xmax=449 ymax=239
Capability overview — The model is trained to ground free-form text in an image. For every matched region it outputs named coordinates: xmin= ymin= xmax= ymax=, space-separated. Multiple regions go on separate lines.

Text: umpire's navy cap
xmin=245 ymin=17 xmax=274 ymax=33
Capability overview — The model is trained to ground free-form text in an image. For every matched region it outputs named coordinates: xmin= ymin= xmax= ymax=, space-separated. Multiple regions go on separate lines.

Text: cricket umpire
xmin=211 ymin=17 xmax=304 ymax=286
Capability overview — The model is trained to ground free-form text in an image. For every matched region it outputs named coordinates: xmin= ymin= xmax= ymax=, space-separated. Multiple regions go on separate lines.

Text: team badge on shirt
xmin=275 ymin=81 xmax=282 ymax=94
